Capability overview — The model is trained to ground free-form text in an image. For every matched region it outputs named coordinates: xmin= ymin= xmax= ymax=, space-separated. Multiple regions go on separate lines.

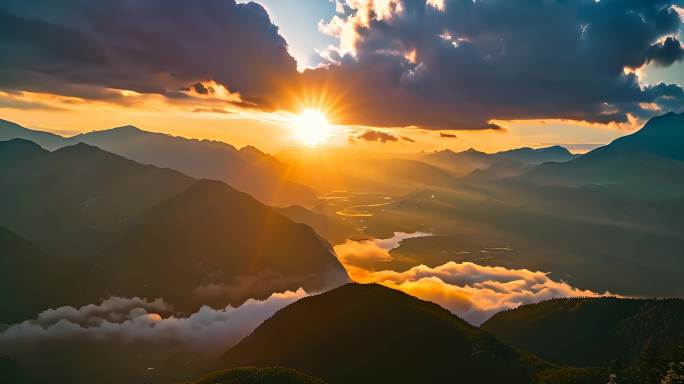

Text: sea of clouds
xmin=335 ymin=232 xmax=611 ymax=325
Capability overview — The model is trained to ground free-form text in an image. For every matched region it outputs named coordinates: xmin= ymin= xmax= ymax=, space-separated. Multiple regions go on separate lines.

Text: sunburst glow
xmin=291 ymin=109 xmax=332 ymax=146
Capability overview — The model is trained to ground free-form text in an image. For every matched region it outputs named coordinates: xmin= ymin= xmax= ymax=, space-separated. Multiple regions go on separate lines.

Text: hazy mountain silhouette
xmin=98 ymin=179 xmax=348 ymax=309
xmin=422 ymin=145 xmax=576 ymax=178
xmin=482 ymin=297 xmax=684 ymax=367
xmin=422 ymin=148 xmax=495 ymax=176
xmin=276 ymin=205 xmax=356 ymax=244
xmin=277 ymin=147 xmax=459 ymax=194
xmin=221 ymin=283 xmax=543 ymax=384
xmin=0 ymin=139 xmax=347 ymax=319
xmin=0 ymin=120 xmax=317 ymax=207
xmin=467 ymin=158 xmax=531 ymax=181
xmin=0 ymin=119 xmax=64 ymax=150
xmin=0 ymin=139 xmax=194 ymax=258
xmin=497 ymin=145 xmax=577 ymax=164
xmin=525 ymin=112 xmax=684 ymax=190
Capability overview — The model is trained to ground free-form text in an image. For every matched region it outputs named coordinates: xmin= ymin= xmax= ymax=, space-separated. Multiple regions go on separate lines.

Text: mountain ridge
xmin=0 ymin=120 xmax=316 ymax=207
xmin=524 ymin=112 xmax=684 ymax=190
xmin=221 ymin=283 xmax=544 ymax=384
xmin=482 ymin=296 xmax=684 ymax=367
xmin=0 ymin=139 xmax=348 ymax=320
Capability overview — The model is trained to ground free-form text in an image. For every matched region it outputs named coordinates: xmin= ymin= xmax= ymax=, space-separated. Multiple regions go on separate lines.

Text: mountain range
xmin=525 ymin=112 xmax=684 ymax=194
xmin=215 ymin=285 xmax=683 ymax=384
xmin=1 ymin=111 xmax=683 ymax=384
xmin=0 ymin=119 xmax=316 ymax=207
xmin=421 ymin=145 xmax=578 ymax=178
xmin=0 ymin=138 xmax=347 ymax=323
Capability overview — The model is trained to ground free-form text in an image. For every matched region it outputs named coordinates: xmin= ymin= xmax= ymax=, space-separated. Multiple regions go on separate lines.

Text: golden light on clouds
xmin=334 ymin=235 xmax=612 ymax=325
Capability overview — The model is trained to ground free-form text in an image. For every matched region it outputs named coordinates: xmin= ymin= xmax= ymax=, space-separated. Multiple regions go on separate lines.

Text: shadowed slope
xmin=222 ymin=283 xmax=542 ymax=384
xmin=0 ymin=139 xmax=347 ymax=318
xmin=525 ymin=112 xmax=684 ymax=190
xmin=482 ymin=297 xmax=684 ymax=367
xmin=0 ymin=139 xmax=194 ymax=257
xmin=0 ymin=226 xmax=81 ymax=324
xmin=99 ymin=179 xmax=348 ymax=309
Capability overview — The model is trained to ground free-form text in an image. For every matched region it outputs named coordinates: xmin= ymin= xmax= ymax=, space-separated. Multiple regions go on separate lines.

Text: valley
xmin=1 ymin=112 xmax=684 ymax=384
xmin=2 ymin=1 xmax=684 ymax=383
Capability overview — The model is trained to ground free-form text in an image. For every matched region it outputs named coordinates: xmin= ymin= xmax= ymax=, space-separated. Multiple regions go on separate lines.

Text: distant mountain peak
xmin=1 ymin=137 xmax=42 ymax=147
xmin=239 ymin=145 xmax=265 ymax=155
xmin=54 ymin=141 xmax=106 ymax=156
xmin=91 ymin=124 xmax=145 ymax=136
xmin=464 ymin=147 xmax=483 ymax=153
xmin=523 ymin=111 xmax=684 ymax=186
xmin=639 ymin=111 xmax=683 ymax=133
xmin=111 ymin=124 xmax=142 ymax=132
xmin=539 ymin=145 xmax=573 ymax=154
xmin=0 ymin=139 xmax=48 ymax=165
xmin=432 ymin=149 xmax=456 ymax=155
xmin=0 ymin=119 xmax=24 ymax=130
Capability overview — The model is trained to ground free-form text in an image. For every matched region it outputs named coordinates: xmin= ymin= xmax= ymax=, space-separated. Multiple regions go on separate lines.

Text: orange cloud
xmin=349 ymin=262 xmax=611 ymax=325
xmin=334 ymin=234 xmax=611 ymax=325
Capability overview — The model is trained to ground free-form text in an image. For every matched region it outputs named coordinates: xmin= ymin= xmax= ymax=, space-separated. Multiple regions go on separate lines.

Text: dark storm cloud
xmin=645 ymin=36 xmax=684 ymax=66
xmin=2 ymin=0 xmax=683 ymax=129
xmin=307 ymin=0 xmax=684 ymax=129
xmin=0 ymin=0 xmax=298 ymax=107
xmin=357 ymin=129 xmax=399 ymax=142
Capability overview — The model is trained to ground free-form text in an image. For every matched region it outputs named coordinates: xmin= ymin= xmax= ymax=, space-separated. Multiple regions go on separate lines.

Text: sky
xmin=1 ymin=0 xmax=683 ymax=154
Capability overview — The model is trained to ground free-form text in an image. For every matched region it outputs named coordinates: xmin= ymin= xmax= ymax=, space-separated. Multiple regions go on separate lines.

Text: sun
xmin=291 ymin=109 xmax=332 ymax=146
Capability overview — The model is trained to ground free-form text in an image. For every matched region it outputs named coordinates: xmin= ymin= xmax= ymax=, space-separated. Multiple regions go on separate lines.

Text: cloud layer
xmin=0 ymin=0 xmax=297 ymax=108
xmin=351 ymin=262 xmax=608 ymax=325
xmin=1 ymin=0 xmax=683 ymax=130
xmin=306 ymin=0 xmax=684 ymax=128
xmin=335 ymin=233 xmax=609 ymax=325
xmin=0 ymin=289 xmax=307 ymax=348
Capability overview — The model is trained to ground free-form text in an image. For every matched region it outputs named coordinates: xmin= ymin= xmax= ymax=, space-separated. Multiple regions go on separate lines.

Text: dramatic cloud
xmin=440 ymin=132 xmax=457 ymax=139
xmin=645 ymin=36 xmax=684 ymax=66
xmin=2 ymin=1 xmax=683 ymax=130
xmin=335 ymin=233 xmax=610 ymax=325
xmin=357 ymin=129 xmax=399 ymax=142
xmin=307 ymin=0 xmax=684 ymax=129
xmin=0 ymin=0 xmax=298 ymax=108
xmin=0 ymin=289 xmax=307 ymax=348
xmin=351 ymin=262 xmax=609 ymax=325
